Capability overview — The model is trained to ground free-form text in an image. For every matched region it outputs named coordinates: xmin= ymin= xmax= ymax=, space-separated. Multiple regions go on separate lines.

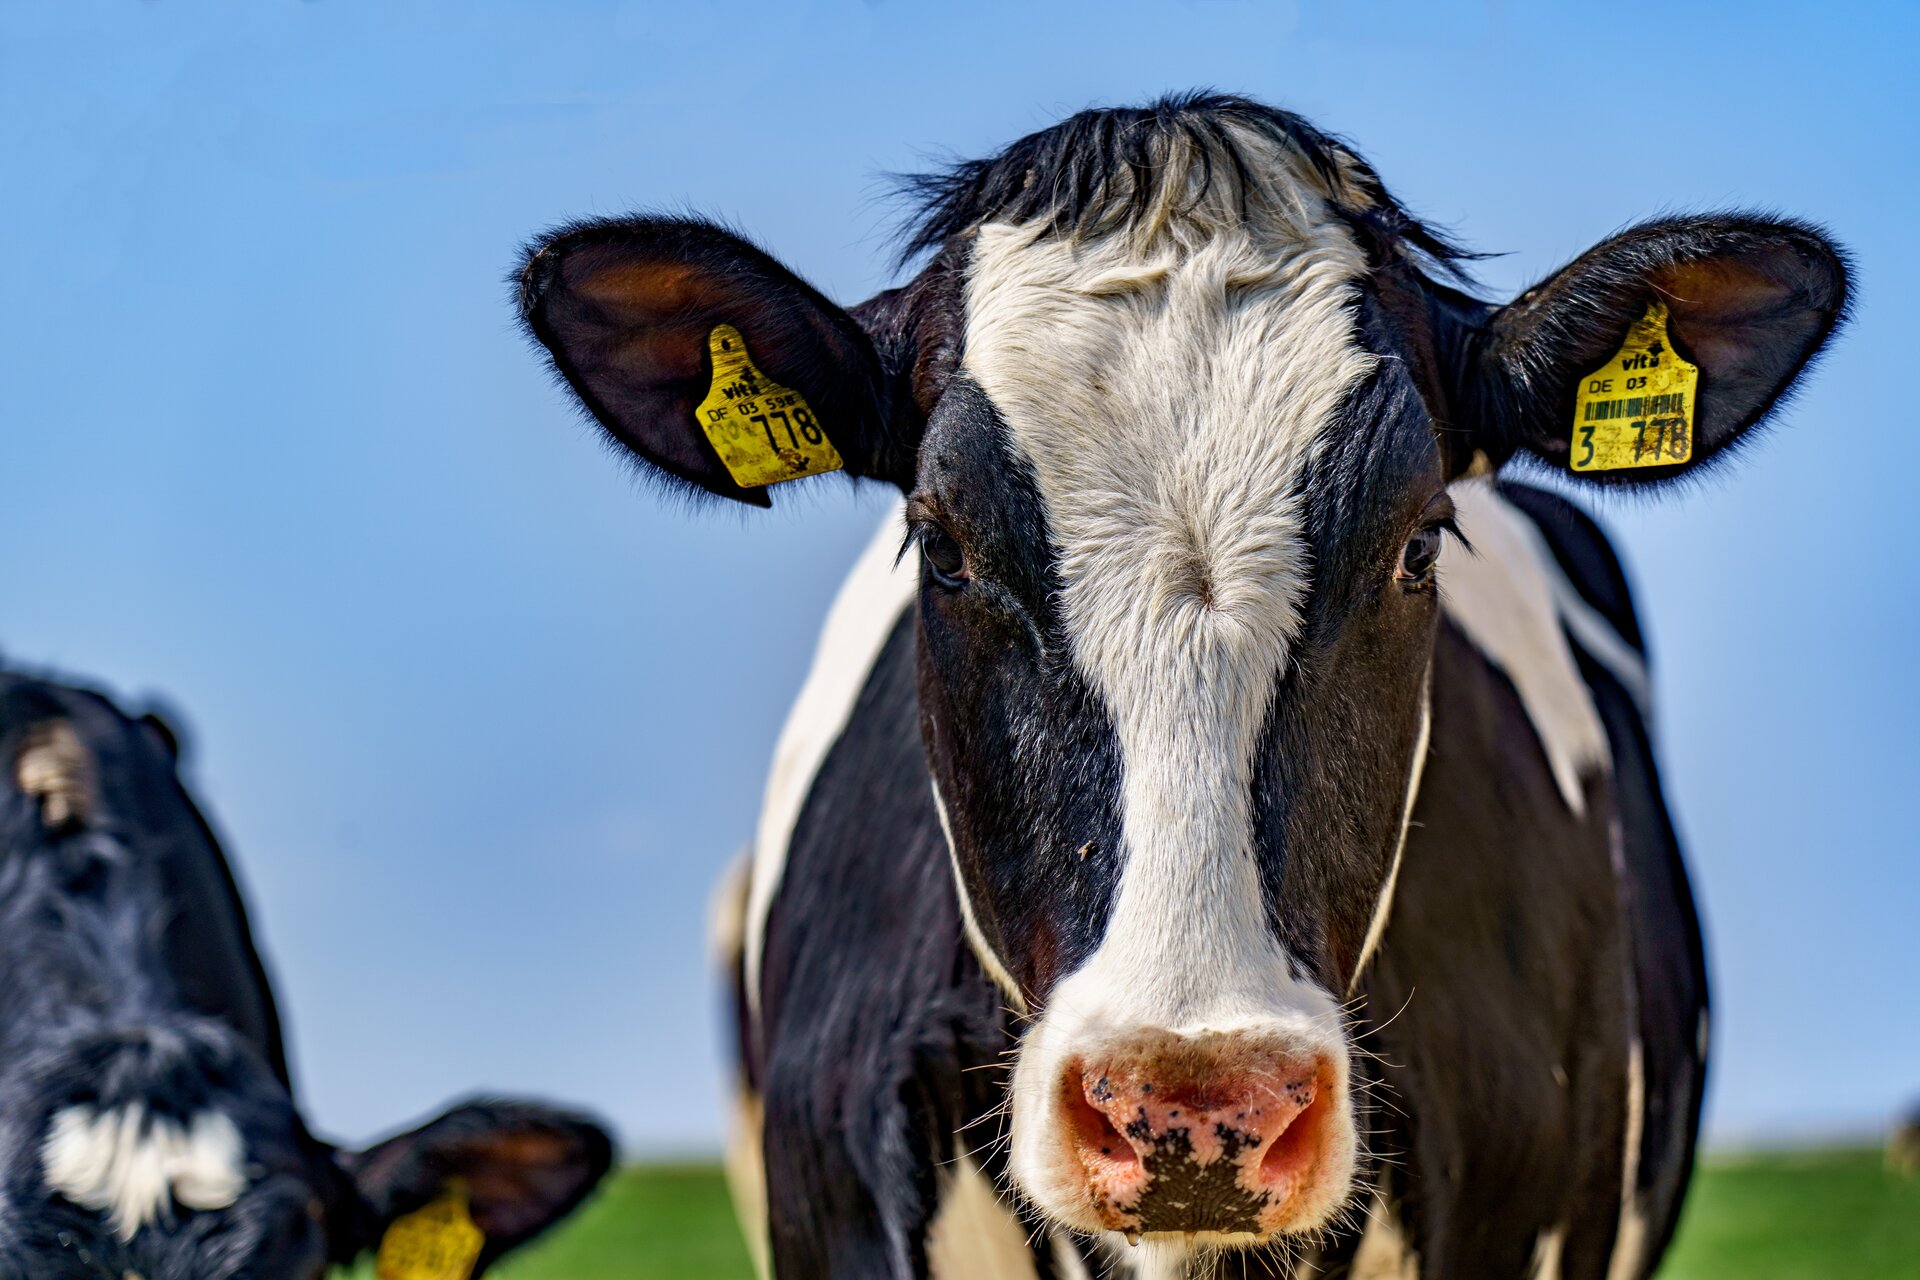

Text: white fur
xmin=1441 ymin=480 xmax=1610 ymax=815
xmin=926 ymin=1153 xmax=1041 ymax=1280
xmin=965 ymin=123 xmax=1374 ymax=1236
xmin=1111 ymin=1241 xmax=1196 ymax=1280
xmin=1349 ymin=1194 xmax=1420 ymax=1279
xmin=743 ymin=502 xmax=918 ymax=1020
xmin=43 ymin=1105 xmax=247 ymax=1240
xmin=710 ymin=853 xmax=772 ymax=1279
xmin=723 ymin=1086 xmax=770 ymax=1280
xmin=1051 ymin=1236 xmax=1096 ymax=1280
xmin=931 ymin=779 xmax=1027 ymax=1013
xmin=708 ymin=848 xmax=752 ymax=974
xmin=1548 ymin=571 xmax=1652 ymax=725
xmin=1606 ymin=1039 xmax=1649 ymax=1280
xmin=1529 ymin=1223 xmax=1568 ymax=1280
xmin=16 ymin=719 xmax=93 ymax=828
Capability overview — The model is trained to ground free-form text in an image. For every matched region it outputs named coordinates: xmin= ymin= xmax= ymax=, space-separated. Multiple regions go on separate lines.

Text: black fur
xmin=755 ymin=616 xmax=1015 ymax=1277
xmin=894 ymin=90 xmax=1478 ymax=279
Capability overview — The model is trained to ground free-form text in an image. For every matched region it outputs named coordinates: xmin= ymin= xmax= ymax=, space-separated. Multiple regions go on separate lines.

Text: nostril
xmin=1257 ymin=1076 xmax=1328 ymax=1190
xmin=1062 ymin=1071 xmax=1139 ymax=1174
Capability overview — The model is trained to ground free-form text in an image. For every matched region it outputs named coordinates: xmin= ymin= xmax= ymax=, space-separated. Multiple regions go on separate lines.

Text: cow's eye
xmin=1397 ymin=527 xmax=1443 ymax=586
xmin=920 ymin=526 xmax=969 ymax=587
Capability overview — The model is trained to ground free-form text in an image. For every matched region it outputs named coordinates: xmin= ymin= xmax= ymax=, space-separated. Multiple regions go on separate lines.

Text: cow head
xmin=0 ymin=685 xmax=612 ymax=1278
xmin=520 ymin=94 xmax=1845 ymax=1246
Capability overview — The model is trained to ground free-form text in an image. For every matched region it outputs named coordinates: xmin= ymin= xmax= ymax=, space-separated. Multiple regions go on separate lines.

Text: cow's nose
xmin=1058 ymin=1040 xmax=1339 ymax=1237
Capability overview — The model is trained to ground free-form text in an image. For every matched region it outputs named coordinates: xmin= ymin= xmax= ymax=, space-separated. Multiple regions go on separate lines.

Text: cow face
xmin=520 ymin=95 xmax=1845 ymax=1245
xmin=0 ymin=691 xmax=613 ymax=1278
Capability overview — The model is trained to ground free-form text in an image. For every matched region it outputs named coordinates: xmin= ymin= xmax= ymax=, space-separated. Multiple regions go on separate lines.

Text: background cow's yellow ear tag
xmin=1570 ymin=301 xmax=1699 ymax=472
xmin=694 ymin=324 xmax=843 ymax=489
xmin=375 ymin=1186 xmax=485 ymax=1280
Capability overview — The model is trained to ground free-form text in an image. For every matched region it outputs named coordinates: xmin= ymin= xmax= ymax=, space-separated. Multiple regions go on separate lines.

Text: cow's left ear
xmin=518 ymin=215 xmax=916 ymax=506
xmin=336 ymin=1099 xmax=613 ymax=1275
xmin=1455 ymin=215 xmax=1849 ymax=483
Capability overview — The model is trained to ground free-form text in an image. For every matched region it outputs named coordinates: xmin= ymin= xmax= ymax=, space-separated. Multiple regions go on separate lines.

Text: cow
xmin=517 ymin=94 xmax=1849 ymax=1278
xmin=0 ymin=670 xmax=613 ymax=1279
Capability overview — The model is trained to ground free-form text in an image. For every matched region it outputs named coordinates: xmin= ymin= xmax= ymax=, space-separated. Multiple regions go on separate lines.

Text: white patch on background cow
xmin=42 ymin=1104 xmax=247 ymax=1240
xmin=967 ymin=119 xmax=1371 ymax=1234
xmin=926 ymin=1153 xmax=1039 ymax=1280
xmin=1350 ymin=686 xmax=1432 ymax=992
xmin=743 ymin=502 xmax=917 ymax=1019
xmin=1441 ymin=480 xmax=1610 ymax=814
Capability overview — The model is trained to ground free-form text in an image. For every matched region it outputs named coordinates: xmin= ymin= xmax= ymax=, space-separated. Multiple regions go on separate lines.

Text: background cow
xmin=0 ymin=670 xmax=613 ymax=1279
xmin=520 ymin=95 xmax=1847 ymax=1278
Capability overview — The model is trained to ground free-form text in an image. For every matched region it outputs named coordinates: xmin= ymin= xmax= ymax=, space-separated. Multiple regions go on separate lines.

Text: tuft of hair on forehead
xmin=14 ymin=719 xmax=95 ymax=831
xmin=895 ymin=91 xmax=1479 ymax=276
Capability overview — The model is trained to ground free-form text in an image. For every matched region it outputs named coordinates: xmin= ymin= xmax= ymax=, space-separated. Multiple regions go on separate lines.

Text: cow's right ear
xmin=518 ymin=216 xmax=913 ymax=506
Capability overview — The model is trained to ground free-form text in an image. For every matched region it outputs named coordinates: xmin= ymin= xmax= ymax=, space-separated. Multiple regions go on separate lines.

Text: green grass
xmin=1661 ymin=1148 xmax=1920 ymax=1279
xmin=350 ymin=1150 xmax=1920 ymax=1278
xmin=341 ymin=1164 xmax=755 ymax=1280
xmin=487 ymin=1165 xmax=756 ymax=1280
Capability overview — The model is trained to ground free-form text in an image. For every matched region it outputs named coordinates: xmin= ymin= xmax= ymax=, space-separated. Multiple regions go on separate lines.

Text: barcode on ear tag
xmin=695 ymin=324 xmax=844 ymax=488
xmin=1570 ymin=301 xmax=1699 ymax=472
xmin=375 ymin=1186 xmax=485 ymax=1280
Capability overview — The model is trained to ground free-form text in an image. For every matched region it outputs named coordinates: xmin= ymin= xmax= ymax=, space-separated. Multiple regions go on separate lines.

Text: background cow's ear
xmin=337 ymin=1099 xmax=613 ymax=1274
xmin=138 ymin=707 xmax=186 ymax=763
xmin=1457 ymin=215 xmax=1849 ymax=483
xmin=518 ymin=215 xmax=914 ymax=506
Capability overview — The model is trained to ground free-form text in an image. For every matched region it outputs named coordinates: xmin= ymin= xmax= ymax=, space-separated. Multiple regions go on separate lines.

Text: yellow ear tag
xmin=1570 ymin=301 xmax=1699 ymax=472
xmin=375 ymin=1186 xmax=485 ymax=1280
xmin=694 ymin=324 xmax=844 ymax=488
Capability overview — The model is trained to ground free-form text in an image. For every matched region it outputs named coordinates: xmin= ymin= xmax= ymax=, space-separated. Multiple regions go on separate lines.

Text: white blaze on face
xmin=961 ymin=127 xmax=1375 ymax=1229
xmin=42 ymin=1104 xmax=249 ymax=1240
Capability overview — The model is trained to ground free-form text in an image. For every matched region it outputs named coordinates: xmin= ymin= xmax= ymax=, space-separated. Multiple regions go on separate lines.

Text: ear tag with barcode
xmin=694 ymin=324 xmax=843 ymax=488
xmin=1570 ymin=301 xmax=1699 ymax=472
xmin=375 ymin=1185 xmax=485 ymax=1280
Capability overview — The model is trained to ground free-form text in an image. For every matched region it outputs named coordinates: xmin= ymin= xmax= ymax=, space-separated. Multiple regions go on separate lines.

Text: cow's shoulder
xmin=1495 ymin=479 xmax=1647 ymax=658
xmin=742 ymin=502 xmax=919 ymax=1021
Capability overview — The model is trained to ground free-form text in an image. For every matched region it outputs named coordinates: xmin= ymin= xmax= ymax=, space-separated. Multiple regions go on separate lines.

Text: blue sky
xmin=1 ymin=1 xmax=1912 ymax=1153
